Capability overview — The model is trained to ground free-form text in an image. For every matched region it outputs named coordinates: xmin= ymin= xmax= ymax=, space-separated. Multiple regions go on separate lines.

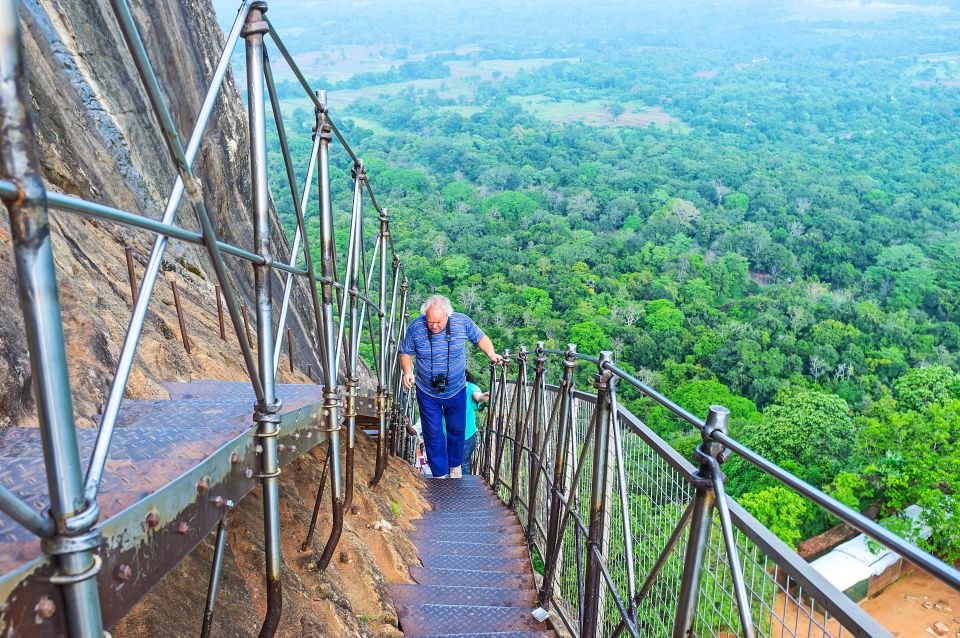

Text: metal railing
xmin=0 ymin=1 xmax=414 ymax=636
xmin=477 ymin=343 xmax=960 ymax=638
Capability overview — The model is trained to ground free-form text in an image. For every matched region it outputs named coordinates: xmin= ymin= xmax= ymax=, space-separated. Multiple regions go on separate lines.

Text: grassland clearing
xmin=506 ymin=95 xmax=689 ymax=131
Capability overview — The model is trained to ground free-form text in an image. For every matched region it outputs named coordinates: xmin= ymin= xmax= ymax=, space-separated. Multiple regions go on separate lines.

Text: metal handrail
xmin=482 ymin=345 xmax=958 ymax=638
xmin=539 ymin=347 xmax=960 ymax=592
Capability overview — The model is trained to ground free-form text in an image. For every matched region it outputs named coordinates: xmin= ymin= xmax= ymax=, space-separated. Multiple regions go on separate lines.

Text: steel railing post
xmin=539 ymin=344 xmax=577 ymax=608
xmin=481 ymin=361 xmax=498 ymax=481
xmin=341 ymin=163 xmax=364 ymax=513
xmin=492 ymin=350 xmax=511 ymax=491
xmin=386 ymin=256 xmax=401 ymax=457
xmin=314 ymin=90 xmax=344 ymax=572
xmin=526 ymin=342 xmax=547 ymax=539
xmin=0 ymin=2 xmax=104 ymax=634
xmin=508 ymin=346 xmax=529 ymax=508
xmin=370 ymin=207 xmax=390 ymax=486
xmin=672 ymin=405 xmax=730 ymax=638
xmin=581 ymin=351 xmax=614 ymax=638
xmin=243 ymin=6 xmax=284 ymax=636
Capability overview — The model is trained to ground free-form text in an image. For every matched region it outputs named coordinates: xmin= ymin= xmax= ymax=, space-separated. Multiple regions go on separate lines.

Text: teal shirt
xmin=464 ymin=382 xmax=481 ymax=439
xmin=441 ymin=382 xmax=483 ymax=439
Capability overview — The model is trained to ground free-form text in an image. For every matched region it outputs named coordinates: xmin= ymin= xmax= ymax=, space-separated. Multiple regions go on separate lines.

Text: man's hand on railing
xmin=489 ymin=352 xmax=504 ymax=365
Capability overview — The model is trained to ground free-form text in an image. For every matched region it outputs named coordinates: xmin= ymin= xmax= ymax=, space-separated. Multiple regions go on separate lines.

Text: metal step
xmin=405 ymin=631 xmax=555 ymax=638
xmin=387 ymin=584 xmax=537 ymax=607
xmin=419 ymin=554 xmax=530 ymax=573
xmin=416 ymin=540 xmax=528 ymax=558
xmin=409 ymin=529 xmax=527 ymax=545
xmin=395 ymin=604 xmax=549 ymax=636
xmin=409 ymin=567 xmax=535 ymax=589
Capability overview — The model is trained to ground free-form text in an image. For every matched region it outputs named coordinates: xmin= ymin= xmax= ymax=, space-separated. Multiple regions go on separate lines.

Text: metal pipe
xmin=672 ymin=406 xmax=732 ymax=638
xmin=287 ymin=328 xmax=293 ymax=373
xmin=540 ymin=350 xmax=960 ymax=593
xmin=526 ymin=344 xmax=547 ymax=539
xmin=215 ymin=285 xmax=226 ymax=340
xmin=342 ymin=176 xmax=365 ymax=512
xmin=242 ymin=7 xmax=283 ymax=636
xmin=314 ymin=91 xmax=344 ymax=572
xmin=0 ymin=483 xmax=54 ymax=537
xmin=263 ymin=48 xmax=326 ymax=384
xmin=124 ymin=245 xmax=138 ymax=304
xmin=335 ymin=166 xmax=364 ymax=371
xmin=0 ymin=1 xmax=103 ymax=633
xmin=384 ymin=255 xmax=401 ymax=458
xmin=170 ymin=280 xmax=191 ymax=353
xmin=492 ymin=351 xmax=511 ymax=488
xmin=509 ymin=347 xmax=529 ymax=508
xmin=581 ymin=352 xmax=613 ymax=638
xmin=242 ymin=303 xmax=253 ymax=348
xmin=607 ymin=379 xmax=637 ymax=620
xmin=301 ymin=443 xmax=330 ymax=551
xmin=539 ymin=345 xmax=577 ymax=607
xmin=357 ymin=212 xmax=381 ymax=374
xmin=271 ymin=100 xmax=321 ymax=375
xmin=481 ymin=362 xmax=498 ymax=481
xmin=708 ymin=455 xmax=756 ymax=638
xmin=200 ymin=502 xmax=232 ymax=638
xmin=370 ymin=208 xmax=390 ymax=486
xmin=90 ymin=0 xmax=262 ymax=502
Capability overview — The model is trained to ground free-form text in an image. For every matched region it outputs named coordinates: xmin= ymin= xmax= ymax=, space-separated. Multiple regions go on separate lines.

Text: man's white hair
xmin=421 ymin=294 xmax=454 ymax=316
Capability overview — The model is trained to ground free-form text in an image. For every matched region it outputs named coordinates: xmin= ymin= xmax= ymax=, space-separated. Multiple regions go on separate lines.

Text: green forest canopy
xmin=228 ymin=0 xmax=960 ymax=558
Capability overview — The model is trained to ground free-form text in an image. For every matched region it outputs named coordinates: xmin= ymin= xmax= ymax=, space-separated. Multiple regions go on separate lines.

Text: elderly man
xmin=400 ymin=294 xmax=502 ymax=478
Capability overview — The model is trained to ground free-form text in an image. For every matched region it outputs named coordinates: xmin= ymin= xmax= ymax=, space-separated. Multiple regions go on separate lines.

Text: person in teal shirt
xmin=438 ymin=370 xmax=488 ymax=474
xmin=461 ymin=370 xmax=488 ymax=474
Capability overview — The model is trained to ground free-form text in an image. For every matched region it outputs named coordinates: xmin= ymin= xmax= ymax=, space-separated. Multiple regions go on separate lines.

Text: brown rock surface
xmin=113 ymin=432 xmax=428 ymax=637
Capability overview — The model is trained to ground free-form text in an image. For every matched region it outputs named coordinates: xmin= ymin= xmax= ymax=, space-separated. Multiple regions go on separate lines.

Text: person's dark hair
xmin=465 ymin=370 xmax=478 ymax=385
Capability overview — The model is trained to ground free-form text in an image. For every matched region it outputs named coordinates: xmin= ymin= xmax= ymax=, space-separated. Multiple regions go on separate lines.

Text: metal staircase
xmin=389 ymin=475 xmax=554 ymax=638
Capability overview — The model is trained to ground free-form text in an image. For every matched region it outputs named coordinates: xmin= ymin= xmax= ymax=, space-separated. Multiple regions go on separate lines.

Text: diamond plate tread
xmin=416 ymin=540 xmax=527 ymax=558
xmin=409 ymin=529 xmax=527 ymax=545
xmin=0 ymin=380 xmax=327 ymax=575
xmin=409 ymin=567 xmax=535 ymax=589
xmin=418 ymin=507 xmax=516 ymax=519
xmin=395 ymin=604 xmax=548 ymax=636
xmin=405 ymin=633 xmax=555 ymax=638
xmin=387 ymin=584 xmax=536 ymax=607
xmin=419 ymin=554 xmax=529 ymax=573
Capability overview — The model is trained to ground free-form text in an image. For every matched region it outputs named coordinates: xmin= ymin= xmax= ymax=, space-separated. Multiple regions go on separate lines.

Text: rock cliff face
xmin=1 ymin=0 xmax=329 ymax=427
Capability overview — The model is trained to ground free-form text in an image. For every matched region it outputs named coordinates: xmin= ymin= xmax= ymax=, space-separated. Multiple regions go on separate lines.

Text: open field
xmin=506 ymin=95 xmax=690 ymax=130
xmin=277 ymin=57 xmax=576 ymax=114
xmin=269 ymin=44 xmax=484 ymax=83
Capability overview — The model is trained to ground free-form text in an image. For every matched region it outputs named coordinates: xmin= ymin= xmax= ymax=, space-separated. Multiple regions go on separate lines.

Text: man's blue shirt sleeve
xmin=464 ymin=315 xmax=484 ymax=345
xmin=400 ymin=320 xmax=417 ymax=355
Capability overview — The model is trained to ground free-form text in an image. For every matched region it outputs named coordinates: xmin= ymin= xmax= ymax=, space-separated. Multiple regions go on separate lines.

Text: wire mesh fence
xmin=481 ymin=349 xmax=916 ymax=638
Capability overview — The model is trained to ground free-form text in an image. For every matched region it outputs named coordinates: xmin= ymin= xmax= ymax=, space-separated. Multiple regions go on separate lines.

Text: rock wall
xmin=1 ymin=0 xmax=329 ymax=426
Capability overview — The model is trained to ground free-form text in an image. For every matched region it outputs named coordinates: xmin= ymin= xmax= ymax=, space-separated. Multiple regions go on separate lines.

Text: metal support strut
xmin=672 ymin=405 xmax=755 ymax=638
xmin=200 ymin=499 xmax=234 ymax=638
xmin=0 ymin=2 xmax=104 ymax=635
xmin=581 ymin=352 xmax=614 ymax=638
xmin=314 ymin=89 xmax=344 ymax=572
xmin=539 ymin=344 xmax=577 ymax=609
xmin=242 ymin=5 xmax=284 ymax=636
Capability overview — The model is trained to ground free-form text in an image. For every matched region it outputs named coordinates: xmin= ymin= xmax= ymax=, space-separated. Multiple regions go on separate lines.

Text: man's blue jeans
xmin=462 ymin=434 xmax=477 ymax=475
xmin=417 ymin=387 xmax=467 ymax=477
